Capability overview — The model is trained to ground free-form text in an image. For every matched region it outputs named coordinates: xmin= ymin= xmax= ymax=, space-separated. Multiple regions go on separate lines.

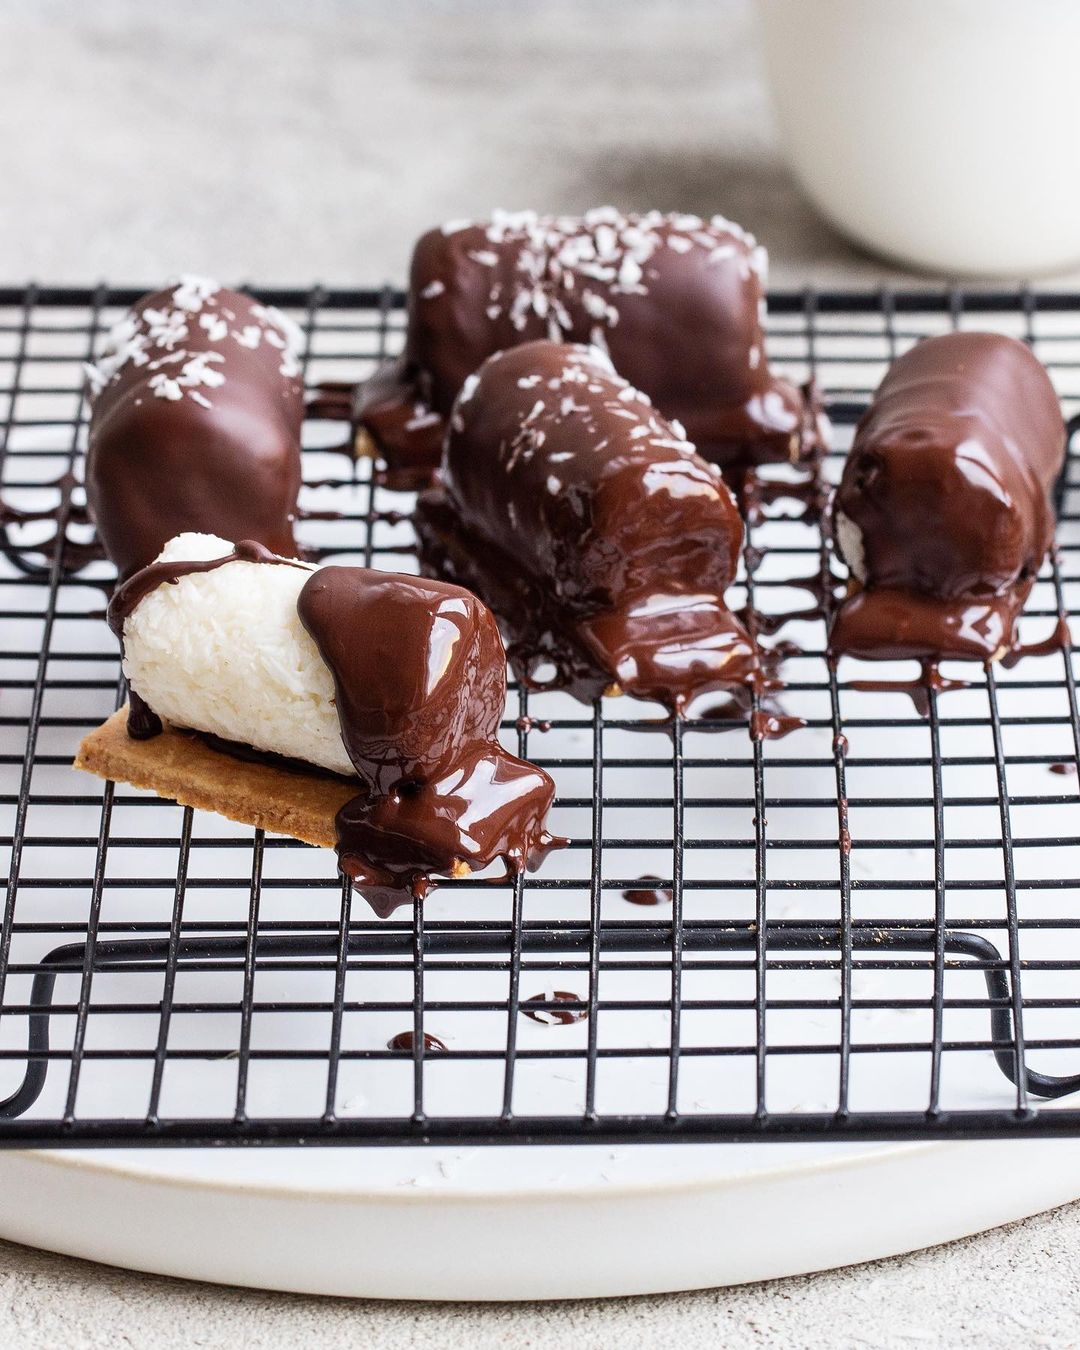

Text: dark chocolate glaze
xmin=356 ymin=209 xmax=828 ymax=487
xmin=415 ymin=340 xmax=759 ymax=711
xmin=831 ymin=332 xmax=1065 ymax=662
xmin=85 ymin=279 xmax=304 ymax=578
xmin=297 ymin=566 xmax=561 ymax=911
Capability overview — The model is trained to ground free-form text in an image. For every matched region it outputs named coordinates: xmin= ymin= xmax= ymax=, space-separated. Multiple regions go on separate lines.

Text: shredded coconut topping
xmin=457 ymin=343 xmax=700 ymax=482
xmin=85 ymin=278 xmax=305 ymax=405
xmin=432 ymin=208 xmax=762 ymax=343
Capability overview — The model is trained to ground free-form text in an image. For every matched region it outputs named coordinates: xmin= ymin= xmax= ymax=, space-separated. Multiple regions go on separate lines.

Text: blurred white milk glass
xmin=757 ymin=0 xmax=1080 ymax=276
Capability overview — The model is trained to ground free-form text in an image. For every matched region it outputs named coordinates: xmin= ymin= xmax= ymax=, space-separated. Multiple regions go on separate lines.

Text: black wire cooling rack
xmin=3 ymin=284 xmax=1080 ymax=1147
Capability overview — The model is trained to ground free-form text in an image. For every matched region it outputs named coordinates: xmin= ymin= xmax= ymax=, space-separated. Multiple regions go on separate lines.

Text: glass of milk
xmin=756 ymin=0 xmax=1080 ymax=276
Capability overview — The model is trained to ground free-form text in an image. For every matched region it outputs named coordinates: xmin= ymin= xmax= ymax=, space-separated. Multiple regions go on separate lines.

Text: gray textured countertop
xmin=2 ymin=2 xmax=1079 ymax=1346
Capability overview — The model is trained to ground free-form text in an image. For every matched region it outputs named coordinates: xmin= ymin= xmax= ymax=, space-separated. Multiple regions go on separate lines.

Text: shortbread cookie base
xmin=74 ymin=707 xmax=356 ymax=848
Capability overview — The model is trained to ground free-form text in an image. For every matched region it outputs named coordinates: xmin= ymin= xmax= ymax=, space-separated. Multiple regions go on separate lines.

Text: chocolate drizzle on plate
xmin=415 ymin=339 xmax=762 ymax=715
xmin=297 ymin=566 xmax=562 ymax=912
xmin=830 ymin=332 xmax=1066 ymax=665
xmin=85 ymin=278 xmax=305 ymax=579
xmin=356 ymin=208 xmax=828 ymax=488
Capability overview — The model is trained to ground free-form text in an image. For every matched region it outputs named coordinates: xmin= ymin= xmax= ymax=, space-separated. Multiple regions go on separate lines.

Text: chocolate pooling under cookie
xmin=356 ymin=208 xmax=827 ymax=488
xmin=415 ymin=340 xmax=759 ymax=711
xmin=296 ymin=566 xmax=560 ymax=911
xmin=86 ymin=277 xmax=304 ymax=578
xmin=831 ymin=332 xmax=1066 ymax=663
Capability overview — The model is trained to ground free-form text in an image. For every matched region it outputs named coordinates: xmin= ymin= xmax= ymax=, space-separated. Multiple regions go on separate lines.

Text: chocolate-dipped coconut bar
xmin=831 ymin=332 xmax=1065 ymax=663
xmin=75 ymin=533 xmax=560 ymax=913
xmin=357 ymin=208 xmax=827 ymax=487
xmin=414 ymin=340 xmax=758 ymax=710
xmin=85 ymin=277 xmax=304 ymax=578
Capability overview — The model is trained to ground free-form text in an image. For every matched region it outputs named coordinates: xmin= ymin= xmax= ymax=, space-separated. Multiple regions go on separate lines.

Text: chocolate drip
xmin=622 ymin=877 xmax=673 ymax=906
xmin=296 ymin=566 xmax=562 ymax=912
xmin=846 ymin=661 xmax=970 ymax=719
xmin=522 ymin=991 xmax=588 ymax=1025
xmin=0 ymin=471 xmax=105 ymax=572
xmin=831 ymin=332 xmax=1065 ymax=663
xmin=108 ymin=539 xmax=306 ymax=639
xmin=85 ymin=281 xmax=304 ymax=579
xmin=1001 ymin=614 xmax=1071 ymax=667
xmin=387 ymin=1030 xmax=447 ymax=1052
xmin=1050 ymin=762 xmax=1078 ymax=776
xmin=515 ymin=716 xmax=552 ymax=734
xmin=698 ymin=642 xmax=806 ymax=741
xmin=356 ymin=209 xmax=828 ymax=487
xmin=126 ymin=689 xmax=162 ymax=740
xmin=415 ymin=340 xmax=760 ymax=712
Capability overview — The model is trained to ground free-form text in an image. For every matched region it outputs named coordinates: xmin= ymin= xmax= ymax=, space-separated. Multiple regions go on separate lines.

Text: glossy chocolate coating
xmin=831 ymin=332 xmax=1065 ymax=662
xmin=86 ymin=279 xmax=304 ymax=578
xmin=297 ymin=566 xmax=560 ymax=908
xmin=296 ymin=568 xmax=507 ymax=796
xmin=357 ymin=209 xmax=827 ymax=486
xmin=415 ymin=340 xmax=757 ymax=709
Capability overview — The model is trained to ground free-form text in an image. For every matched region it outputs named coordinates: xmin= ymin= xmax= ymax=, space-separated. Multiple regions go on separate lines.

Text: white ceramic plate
xmin=2 ymin=1138 xmax=1080 ymax=1298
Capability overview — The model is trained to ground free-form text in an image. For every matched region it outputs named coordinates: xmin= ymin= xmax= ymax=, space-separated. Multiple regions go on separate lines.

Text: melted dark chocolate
xmin=846 ymin=661 xmax=970 ymax=719
xmin=297 ymin=566 xmax=562 ymax=910
xmin=515 ymin=716 xmax=552 ymax=734
xmin=85 ymin=281 xmax=304 ymax=578
xmin=415 ymin=340 xmax=760 ymax=712
xmin=356 ymin=209 xmax=828 ymax=487
xmin=387 ymin=1030 xmax=447 ymax=1052
xmin=126 ymin=688 xmax=163 ymax=740
xmin=831 ymin=332 xmax=1065 ymax=663
xmin=622 ymin=876 xmax=673 ymax=906
xmin=0 ymin=471 xmax=104 ymax=572
xmin=522 ymin=991 xmax=588 ymax=1025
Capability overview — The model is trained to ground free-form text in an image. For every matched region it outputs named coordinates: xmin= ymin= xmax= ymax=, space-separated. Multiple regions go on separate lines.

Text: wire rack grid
xmin=3 ymin=283 xmax=1080 ymax=1147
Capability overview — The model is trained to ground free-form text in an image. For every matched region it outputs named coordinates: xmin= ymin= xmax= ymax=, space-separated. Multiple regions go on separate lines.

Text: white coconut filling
xmin=120 ymin=532 xmax=355 ymax=778
xmin=833 ymin=510 xmax=866 ymax=583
